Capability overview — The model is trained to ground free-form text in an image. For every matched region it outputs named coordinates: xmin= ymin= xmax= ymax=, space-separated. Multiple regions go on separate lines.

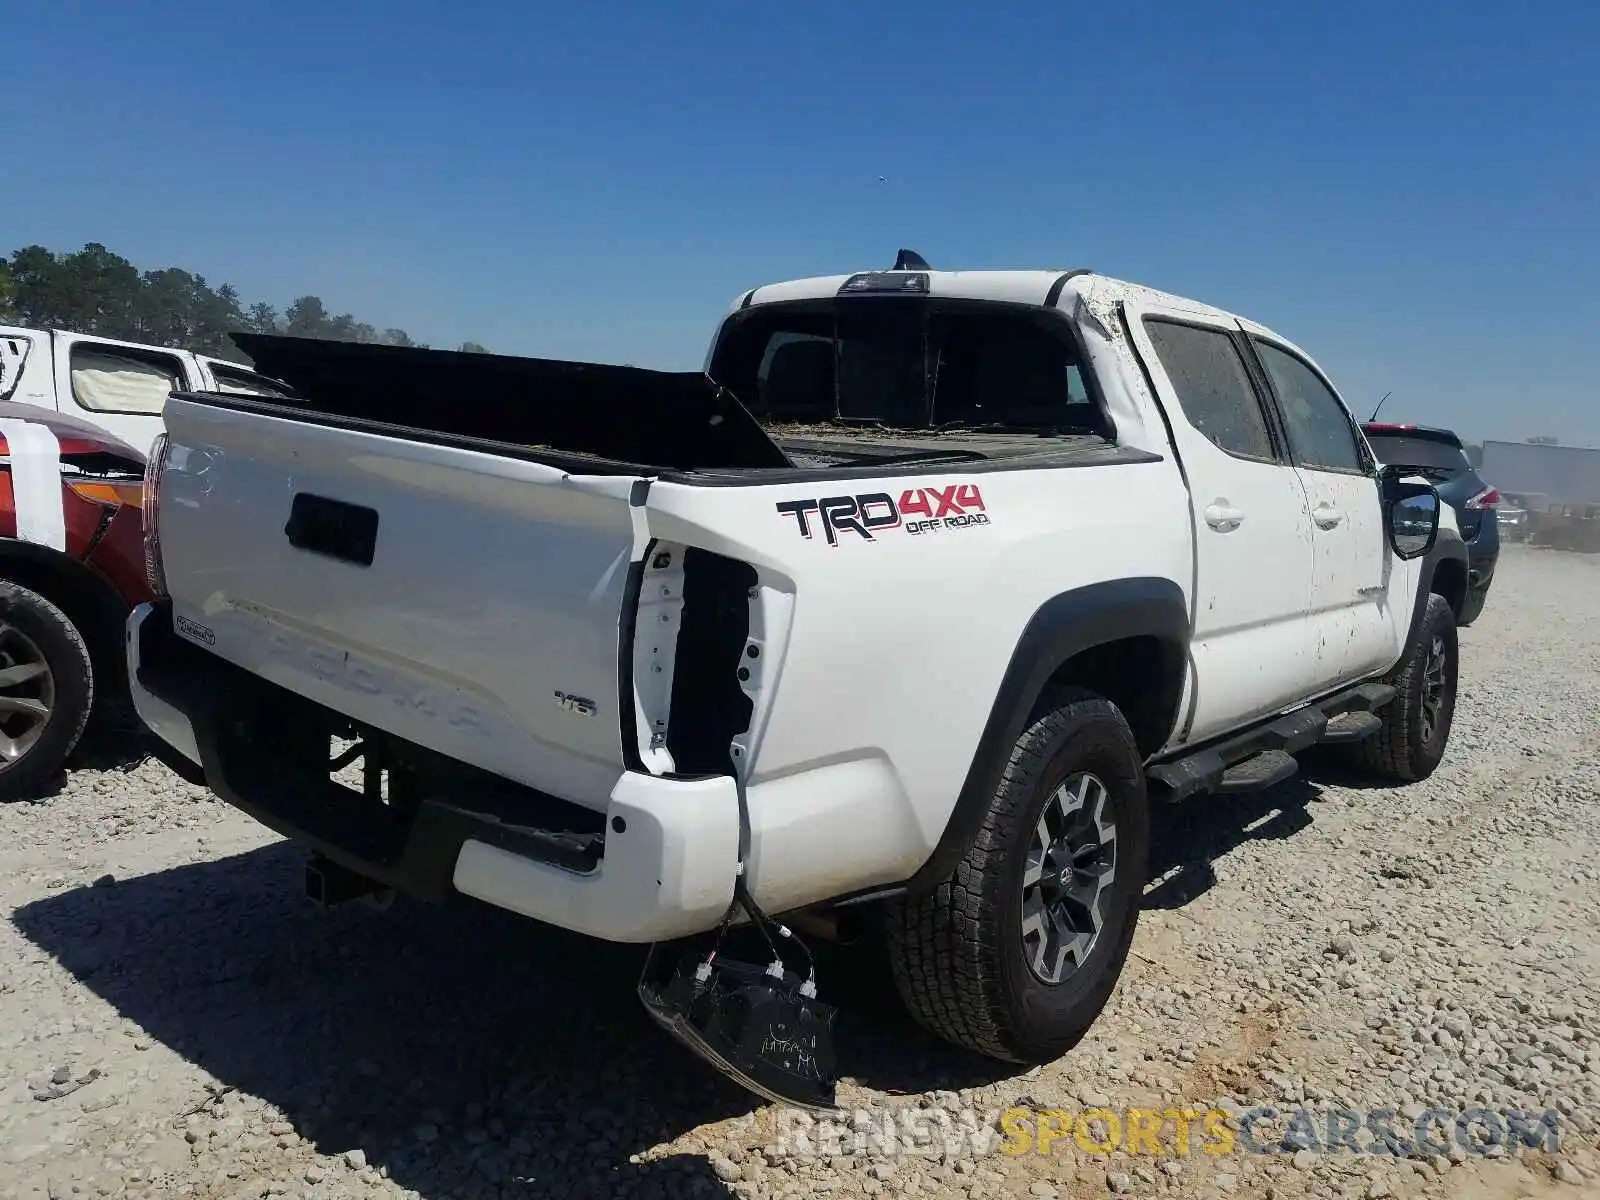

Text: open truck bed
xmin=228 ymin=332 xmax=796 ymax=475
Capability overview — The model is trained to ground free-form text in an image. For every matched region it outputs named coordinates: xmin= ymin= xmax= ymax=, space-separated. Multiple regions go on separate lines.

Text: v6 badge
xmin=553 ymin=691 xmax=598 ymax=717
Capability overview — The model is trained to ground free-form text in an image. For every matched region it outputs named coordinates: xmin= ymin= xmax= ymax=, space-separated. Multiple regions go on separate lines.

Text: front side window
xmin=1252 ymin=340 xmax=1365 ymax=474
xmin=70 ymin=346 xmax=184 ymax=415
xmin=1142 ymin=319 xmax=1276 ymax=461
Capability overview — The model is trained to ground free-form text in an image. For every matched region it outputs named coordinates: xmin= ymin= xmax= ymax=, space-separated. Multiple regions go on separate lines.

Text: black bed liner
xmin=226 ymin=332 xmax=793 ymax=472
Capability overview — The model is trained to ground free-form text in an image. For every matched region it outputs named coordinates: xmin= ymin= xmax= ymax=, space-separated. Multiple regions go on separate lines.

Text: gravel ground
xmin=2 ymin=543 xmax=1597 ymax=1200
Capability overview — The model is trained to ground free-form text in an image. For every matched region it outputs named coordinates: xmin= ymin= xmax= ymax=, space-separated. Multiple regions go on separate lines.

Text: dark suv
xmin=1362 ymin=422 xmax=1499 ymax=626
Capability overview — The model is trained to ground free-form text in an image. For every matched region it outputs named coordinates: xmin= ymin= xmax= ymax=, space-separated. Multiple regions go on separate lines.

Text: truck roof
xmin=733 ymin=259 xmax=1302 ymax=358
xmin=0 ymin=323 xmax=258 ymax=374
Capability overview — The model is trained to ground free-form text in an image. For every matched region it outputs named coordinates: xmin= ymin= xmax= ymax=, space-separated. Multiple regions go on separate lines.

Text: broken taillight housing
xmin=1466 ymin=486 xmax=1501 ymax=510
xmin=142 ymin=432 xmax=171 ymax=599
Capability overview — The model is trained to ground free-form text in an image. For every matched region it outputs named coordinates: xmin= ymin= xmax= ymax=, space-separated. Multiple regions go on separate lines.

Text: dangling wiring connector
xmin=636 ymin=735 xmax=840 ymax=1113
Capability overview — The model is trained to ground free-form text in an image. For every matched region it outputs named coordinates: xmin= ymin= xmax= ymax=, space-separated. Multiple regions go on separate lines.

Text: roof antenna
xmin=893 ymin=249 xmax=931 ymax=271
xmin=1367 ymin=390 xmax=1393 ymax=422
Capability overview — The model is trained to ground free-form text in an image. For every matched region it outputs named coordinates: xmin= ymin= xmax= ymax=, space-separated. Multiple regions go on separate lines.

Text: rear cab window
xmin=715 ymin=299 xmax=1114 ymax=442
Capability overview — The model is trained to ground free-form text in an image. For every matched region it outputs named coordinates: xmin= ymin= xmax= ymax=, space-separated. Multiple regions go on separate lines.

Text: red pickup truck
xmin=0 ymin=401 xmax=151 ymax=799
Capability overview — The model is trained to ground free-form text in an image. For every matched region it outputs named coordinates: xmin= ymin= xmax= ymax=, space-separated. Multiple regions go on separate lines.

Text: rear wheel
xmin=884 ymin=687 xmax=1148 ymax=1063
xmin=1349 ymin=592 xmax=1457 ymax=783
xmin=0 ymin=582 xmax=94 ymax=802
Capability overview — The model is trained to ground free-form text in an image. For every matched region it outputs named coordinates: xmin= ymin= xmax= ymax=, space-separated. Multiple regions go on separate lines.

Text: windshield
xmin=1364 ymin=433 xmax=1471 ymax=480
xmin=714 ymin=301 xmax=1111 ymax=437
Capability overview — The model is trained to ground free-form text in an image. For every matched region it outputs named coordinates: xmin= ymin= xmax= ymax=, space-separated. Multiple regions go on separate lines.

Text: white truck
xmin=125 ymin=254 xmax=1469 ymax=1109
xmin=0 ymin=324 xmax=295 ymax=456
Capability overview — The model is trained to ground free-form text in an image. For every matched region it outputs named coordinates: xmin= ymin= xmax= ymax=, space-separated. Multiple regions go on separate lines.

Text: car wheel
xmin=1349 ymin=592 xmax=1458 ymax=784
xmin=0 ymin=582 xmax=94 ymax=802
xmin=884 ymin=687 xmax=1148 ymax=1063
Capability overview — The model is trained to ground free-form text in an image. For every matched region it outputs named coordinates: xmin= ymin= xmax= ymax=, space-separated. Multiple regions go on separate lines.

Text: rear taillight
xmin=1466 ymin=486 xmax=1501 ymax=510
xmin=142 ymin=433 xmax=171 ymax=599
xmin=64 ymin=479 xmax=144 ymax=508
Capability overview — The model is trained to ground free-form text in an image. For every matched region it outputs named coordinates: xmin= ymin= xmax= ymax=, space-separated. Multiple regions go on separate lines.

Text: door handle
xmin=1312 ymin=505 xmax=1343 ymax=529
xmin=285 ymin=492 xmax=380 ymax=567
xmin=1204 ymin=502 xmax=1245 ymax=531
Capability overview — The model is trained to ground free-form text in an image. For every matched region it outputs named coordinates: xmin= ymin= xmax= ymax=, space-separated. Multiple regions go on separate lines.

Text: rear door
xmin=1239 ymin=325 xmax=1393 ymax=685
xmin=1121 ymin=299 xmax=1320 ymax=743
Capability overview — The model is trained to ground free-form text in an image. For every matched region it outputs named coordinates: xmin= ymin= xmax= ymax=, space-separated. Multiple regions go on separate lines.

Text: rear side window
xmin=1252 ymin=340 xmax=1365 ymax=474
xmin=1143 ymin=320 xmax=1276 ymax=461
xmin=71 ymin=345 xmax=184 ymax=415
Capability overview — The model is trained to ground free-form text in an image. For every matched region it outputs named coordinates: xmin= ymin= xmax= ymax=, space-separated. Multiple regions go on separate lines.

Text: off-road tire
xmin=1349 ymin=592 xmax=1458 ymax=783
xmin=0 ymin=582 xmax=94 ymax=802
xmin=884 ymin=687 xmax=1149 ymax=1063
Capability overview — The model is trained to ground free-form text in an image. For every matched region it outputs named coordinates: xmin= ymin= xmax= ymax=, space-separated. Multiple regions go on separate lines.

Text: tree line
xmin=0 ymin=242 xmax=489 ymax=360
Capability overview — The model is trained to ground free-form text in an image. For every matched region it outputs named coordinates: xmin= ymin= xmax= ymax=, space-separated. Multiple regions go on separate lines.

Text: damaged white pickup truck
xmin=126 ymin=252 xmax=1469 ymax=1109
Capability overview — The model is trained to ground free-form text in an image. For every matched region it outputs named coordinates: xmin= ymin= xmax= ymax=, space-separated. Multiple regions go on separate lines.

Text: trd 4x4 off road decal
xmin=775 ymin=484 xmax=990 ymax=546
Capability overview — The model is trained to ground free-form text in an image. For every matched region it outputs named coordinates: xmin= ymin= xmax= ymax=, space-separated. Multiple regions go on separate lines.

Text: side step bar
xmin=1215 ymin=749 xmax=1298 ymax=794
xmin=1319 ymin=711 xmax=1383 ymax=744
xmin=1149 ymin=682 xmax=1395 ymax=803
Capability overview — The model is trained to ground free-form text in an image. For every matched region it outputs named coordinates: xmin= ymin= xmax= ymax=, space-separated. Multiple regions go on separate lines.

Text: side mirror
xmin=1383 ymin=478 xmax=1440 ymax=560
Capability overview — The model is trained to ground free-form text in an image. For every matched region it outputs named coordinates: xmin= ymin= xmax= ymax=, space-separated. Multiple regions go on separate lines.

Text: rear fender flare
xmin=903 ymin=576 xmax=1190 ymax=897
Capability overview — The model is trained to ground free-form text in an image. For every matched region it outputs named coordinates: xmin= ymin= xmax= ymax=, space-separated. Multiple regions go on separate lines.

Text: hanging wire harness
xmin=637 ymin=740 xmax=840 ymax=1112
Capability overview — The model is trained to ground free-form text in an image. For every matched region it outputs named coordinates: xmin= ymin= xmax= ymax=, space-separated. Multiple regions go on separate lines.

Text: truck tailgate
xmin=156 ymin=396 xmax=647 ymax=807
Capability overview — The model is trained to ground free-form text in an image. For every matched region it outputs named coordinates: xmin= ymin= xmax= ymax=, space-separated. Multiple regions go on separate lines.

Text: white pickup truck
xmin=1 ymin=324 xmax=295 ymax=455
xmin=125 ymin=254 xmax=1469 ymax=1109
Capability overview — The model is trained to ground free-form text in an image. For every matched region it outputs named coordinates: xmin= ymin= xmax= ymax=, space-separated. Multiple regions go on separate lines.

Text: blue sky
xmin=4 ymin=0 xmax=1597 ymax=446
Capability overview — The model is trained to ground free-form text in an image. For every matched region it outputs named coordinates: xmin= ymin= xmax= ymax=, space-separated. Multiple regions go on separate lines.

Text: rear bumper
xmin=126 ymin=601 xmax=740 ymax=943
